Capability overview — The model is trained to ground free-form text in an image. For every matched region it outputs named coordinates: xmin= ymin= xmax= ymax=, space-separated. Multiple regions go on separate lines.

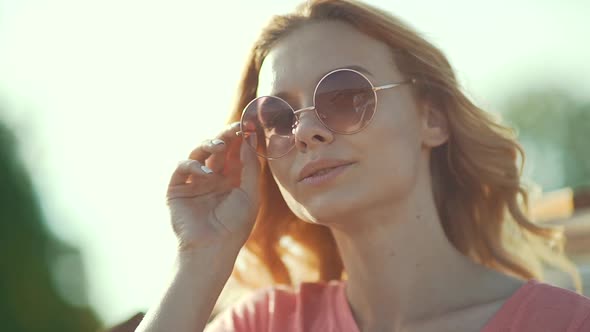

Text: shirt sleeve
xmin=204 ymin=287 xmax=272 ymax=332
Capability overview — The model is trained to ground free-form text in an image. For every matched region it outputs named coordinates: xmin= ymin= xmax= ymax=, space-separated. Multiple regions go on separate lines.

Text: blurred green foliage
xmin=502 ymin=89 xmax=590 ymax=191
xmin=0 ymin=120 xmax=102 ymax=332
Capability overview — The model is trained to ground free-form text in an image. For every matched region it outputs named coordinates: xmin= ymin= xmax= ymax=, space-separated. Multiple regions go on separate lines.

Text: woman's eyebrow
xmin=332 ymin=65 xmax=374 ymax=78
xmin=271 ymin=64 xmax=373 ymax=100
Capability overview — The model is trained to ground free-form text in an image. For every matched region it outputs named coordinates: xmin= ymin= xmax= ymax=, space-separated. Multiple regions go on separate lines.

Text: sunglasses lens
xmin=315 ymin=70 xmax=376 ymax=133
xmin=241 ymin=96 xmax=295 ymax=158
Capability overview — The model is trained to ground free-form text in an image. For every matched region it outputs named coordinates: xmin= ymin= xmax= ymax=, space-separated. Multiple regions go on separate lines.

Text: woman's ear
xmin=421 ymin=105 xmax=449 ymax=148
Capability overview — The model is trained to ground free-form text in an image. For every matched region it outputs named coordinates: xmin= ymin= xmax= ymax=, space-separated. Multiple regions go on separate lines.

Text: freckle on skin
xmin=389 ymin=251 xmax=396 ymax=257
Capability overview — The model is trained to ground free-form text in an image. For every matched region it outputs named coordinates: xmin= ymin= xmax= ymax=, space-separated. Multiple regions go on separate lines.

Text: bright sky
xmin=0 ymin=0 xmax=589 ymax=326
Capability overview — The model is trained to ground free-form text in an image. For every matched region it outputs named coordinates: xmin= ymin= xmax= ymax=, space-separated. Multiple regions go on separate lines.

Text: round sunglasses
xmin=237 ymin=68 xmax=415 ymax=159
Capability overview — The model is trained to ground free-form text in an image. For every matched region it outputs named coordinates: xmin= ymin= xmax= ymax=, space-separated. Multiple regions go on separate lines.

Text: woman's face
xmin=257 ymin=20 xmax=434 ymax=224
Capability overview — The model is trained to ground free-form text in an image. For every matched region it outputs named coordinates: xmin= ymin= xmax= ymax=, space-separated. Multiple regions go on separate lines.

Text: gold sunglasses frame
xmin=237 ymin=68 xmax=415 ymax=159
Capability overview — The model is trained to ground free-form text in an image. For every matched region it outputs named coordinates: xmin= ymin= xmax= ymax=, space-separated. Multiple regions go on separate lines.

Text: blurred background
xmin=0 ymin=0 xmax=589 ymax=331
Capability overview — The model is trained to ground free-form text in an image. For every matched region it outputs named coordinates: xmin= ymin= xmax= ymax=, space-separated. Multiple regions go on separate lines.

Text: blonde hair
xmin=225 ymin=0 xmax=582 ymax=293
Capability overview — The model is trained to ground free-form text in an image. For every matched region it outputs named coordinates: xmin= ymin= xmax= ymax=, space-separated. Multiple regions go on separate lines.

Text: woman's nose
xmin=293 ymin=109 xmax=334 ymax=152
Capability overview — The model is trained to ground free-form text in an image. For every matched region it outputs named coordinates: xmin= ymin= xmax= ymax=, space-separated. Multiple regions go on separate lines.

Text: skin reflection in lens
xmin=256 ymin=96 xmax=295 ymax=158
xmin=315 ymin=71 xmax=375 ymax=133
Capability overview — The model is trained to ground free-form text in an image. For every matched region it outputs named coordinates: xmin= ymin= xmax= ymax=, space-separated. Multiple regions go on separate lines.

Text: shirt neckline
xmin=334 ymin=278 xmax=538 ymax=332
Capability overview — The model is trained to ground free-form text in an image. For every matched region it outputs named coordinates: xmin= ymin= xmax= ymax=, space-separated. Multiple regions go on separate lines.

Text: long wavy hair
xmin=224 ymin=0 xmax=582 ymax=293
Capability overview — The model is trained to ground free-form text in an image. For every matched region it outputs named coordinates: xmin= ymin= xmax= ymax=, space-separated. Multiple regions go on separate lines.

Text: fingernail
xmin=211 ymin=138 xmax=225 ymax=146
xmin=201 ymin=165 xmax=213 ymax=174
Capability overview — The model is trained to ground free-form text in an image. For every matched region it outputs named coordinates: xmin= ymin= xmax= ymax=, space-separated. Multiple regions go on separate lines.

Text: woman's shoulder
xmin=484 ymin=279 xmax=590 ymax=331
xmin=205 ymin=280 xmax=348 ymax=332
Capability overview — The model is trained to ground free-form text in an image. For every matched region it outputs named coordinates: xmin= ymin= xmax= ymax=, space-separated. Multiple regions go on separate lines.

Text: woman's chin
xmin=295 ymin=196 xmax=362 ymax=223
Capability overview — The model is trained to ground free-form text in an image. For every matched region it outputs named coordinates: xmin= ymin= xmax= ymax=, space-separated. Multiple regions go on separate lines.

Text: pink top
xmin=205 ymin=279 xmax=590 ymax=332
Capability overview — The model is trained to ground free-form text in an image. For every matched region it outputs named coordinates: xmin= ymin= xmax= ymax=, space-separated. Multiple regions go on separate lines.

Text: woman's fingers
xmin=190 ymin=138 xmax=227 ymax=173
xmin=213 ymin=136 xmax=261 ymax=231
xmin=167 ymin=179 xmax=225 ymax=200
xmin=167 ymin=121 xmax=251 ymax=201
xmin=238 ymin=132 xmax=261 ymax=199
xmin=169 ymin=159 xmax=212 ymax=187
xmin=203 ymin=138 xmax=227 ymax=173
xmin=167 ymin=159 xmax=234 ymax=199
xmin=188 ymin=122 xmax=241 ymax=165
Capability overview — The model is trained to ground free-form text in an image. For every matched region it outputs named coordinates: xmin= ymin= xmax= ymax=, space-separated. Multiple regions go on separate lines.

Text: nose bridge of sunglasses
xmin=293 ymin=106 xmax=315 ymax=117
xmin=292 ymin=105 xmax=323 ymax=128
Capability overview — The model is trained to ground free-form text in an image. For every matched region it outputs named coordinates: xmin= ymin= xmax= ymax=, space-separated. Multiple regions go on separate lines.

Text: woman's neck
xmin=328 ymin=188 xmax=512 ymax=331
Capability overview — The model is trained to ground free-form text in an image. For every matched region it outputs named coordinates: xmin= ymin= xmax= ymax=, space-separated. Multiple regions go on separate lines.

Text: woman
xmin=136 ymin=1 xmax=590 ymax=331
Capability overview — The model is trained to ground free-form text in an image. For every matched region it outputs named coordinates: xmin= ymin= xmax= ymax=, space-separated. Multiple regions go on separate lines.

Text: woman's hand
xmin=166 ymin=122 xmax=261 ymax=252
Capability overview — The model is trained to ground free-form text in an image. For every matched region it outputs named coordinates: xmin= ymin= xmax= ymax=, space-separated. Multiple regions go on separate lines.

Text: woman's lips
xmin=299 ymin=163 xmax=353 ymax=185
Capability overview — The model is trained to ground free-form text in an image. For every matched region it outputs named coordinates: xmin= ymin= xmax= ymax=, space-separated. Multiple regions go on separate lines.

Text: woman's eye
xmin=263 ymin=113 xmax=295 ymax=135
xmin=330 ymin=88 xmax=367 ymax=104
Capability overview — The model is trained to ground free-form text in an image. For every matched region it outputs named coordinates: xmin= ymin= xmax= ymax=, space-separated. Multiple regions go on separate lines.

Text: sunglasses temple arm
xmin=373 ymin=83 xmax=402 ymax=91
xmin=373 ymin=79 xmax=415 ymax=92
